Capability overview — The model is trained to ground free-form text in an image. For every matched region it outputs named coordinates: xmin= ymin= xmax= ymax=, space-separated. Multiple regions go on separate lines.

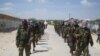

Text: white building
xmin=0 ymin=14 xmax=22 ymax=31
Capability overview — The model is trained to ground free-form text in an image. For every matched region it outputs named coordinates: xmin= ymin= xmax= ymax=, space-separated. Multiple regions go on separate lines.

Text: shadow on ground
xmin=37 ymin=43 xmax=48 ymax=45
xmin=35 ymin=50 xmax=48 ymax=53
xmin=39 ymin=40 xmax=47 ymax=42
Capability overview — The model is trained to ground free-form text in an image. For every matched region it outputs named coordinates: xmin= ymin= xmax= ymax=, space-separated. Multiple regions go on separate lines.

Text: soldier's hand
xmin=16 ymin=43 xmax=19 ymax=48
xmin=90 ymin=42 xmax=94 ymax=47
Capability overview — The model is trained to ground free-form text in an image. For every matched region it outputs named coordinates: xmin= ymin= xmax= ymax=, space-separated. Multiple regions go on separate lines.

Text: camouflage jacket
xmin=63 ymin=25 xmax=70 ymax=38
xmin=78 ymin=27 xmax=93 ymax=47
xmin=16 ymin=25 xmax=30 ymax=47
xmin=74 ymin=26 xmax=82 ymax=39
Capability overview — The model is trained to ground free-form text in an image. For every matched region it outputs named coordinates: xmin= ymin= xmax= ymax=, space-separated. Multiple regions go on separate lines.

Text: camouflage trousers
xmin=32 ymin=37 xmax=36 ymax=51
xmin=19 ymin=45 xmax=30 ymax=56
xmin=97 ymin=34 xmax=100 ymax=44
xmin=68 ymin=42 xmax=76 ymax=55
xmin=75 ymin=46 xmax=89 ymax=56
xmin=63 ymin=34 xmax=67 ymax=43
xmin=35 ymin=34 xmax=41 ymax=44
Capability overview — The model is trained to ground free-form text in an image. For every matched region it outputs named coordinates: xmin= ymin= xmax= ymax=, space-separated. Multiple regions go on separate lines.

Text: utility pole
xmin=66 ymin=8 xmax=71 ymax=20
xmin=69 ymin=12 xmax=70 ymax=19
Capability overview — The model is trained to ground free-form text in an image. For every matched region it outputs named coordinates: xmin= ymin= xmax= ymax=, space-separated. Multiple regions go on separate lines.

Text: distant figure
xmin=44 ymin=20 xmax=48 ymax=29
xmin=97 ymin=24 xmax=100 ymax=44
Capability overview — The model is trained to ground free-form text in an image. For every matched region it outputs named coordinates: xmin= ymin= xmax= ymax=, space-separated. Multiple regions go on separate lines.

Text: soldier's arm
xmin=16 ymin=27 xmax=21 ymax=48
xmin=88 ymin=29 xmax=94 ymax=46
xmin=28 ymin=36 xmax=33 ymax=45
xmin=75 ymin=28 xmax=82 ymax=39
xmin=27 ymin=27 xmax=33 ymax=45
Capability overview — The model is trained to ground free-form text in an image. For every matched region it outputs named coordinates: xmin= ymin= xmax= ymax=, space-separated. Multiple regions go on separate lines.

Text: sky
xmin=0 ymin=0 xmax=100 ymax=20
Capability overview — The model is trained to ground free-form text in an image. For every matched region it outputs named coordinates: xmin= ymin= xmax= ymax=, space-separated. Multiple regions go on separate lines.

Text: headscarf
xmin=22 ymin=19 xmax=28 ymax=30
xmin=81 ymin=20 xmax=88 ymax=28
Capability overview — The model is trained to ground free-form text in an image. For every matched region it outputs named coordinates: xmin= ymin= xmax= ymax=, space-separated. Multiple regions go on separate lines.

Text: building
xmin=0 ymin=14 xmax=22 ymax=31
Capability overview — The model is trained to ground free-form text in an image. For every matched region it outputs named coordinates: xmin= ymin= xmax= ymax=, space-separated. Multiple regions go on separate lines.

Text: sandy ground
xmin=0 ymin=25 xmax=100 ymax=56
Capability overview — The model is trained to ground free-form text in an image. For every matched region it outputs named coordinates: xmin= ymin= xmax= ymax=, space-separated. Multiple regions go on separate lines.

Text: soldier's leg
xmin=28 ymin=42 xmax=31 ymax=54
xmin=97 ymin=35 xmax=99 ymax=42
xmin=37 ymin=34 xmax=40 ymax=43
xmin=58 ymin=30 xmax=60 ymax=36
xmin=19 ymin=47 xmax=24 ymax=56
xmin=98 ymin=35 xmax=100 ymax=44
xmin=83 ymin=46 xmax=89 ymax=56
xmin=38 ymin=32 xmax=41 ymax=41
xmin=39 ymin=33 xmax=41 ymax=40
xmin=63 ymin=34 xmax=66 ymax=42
xmin=75 ymin=48 xmax=82 ymax=56
xmin=35 ymin=34 xmax=38 ymax=44
xmin=68 ymin=43 xmax=74 ymax=56
xmin=71 ymin=43 xmax=76 ymax=56
xmin=75 ymin=45 xmax=83 ymax=56
xmin=33 ymin=38 xmax=36 ymax=51
xmin=25 ymin=45 xmax=30 ymax=56
xmin=70 ymin=46 xmax=73 ymax=56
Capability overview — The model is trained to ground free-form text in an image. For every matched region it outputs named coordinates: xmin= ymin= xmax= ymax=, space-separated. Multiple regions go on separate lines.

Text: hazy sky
xmin=0 ymin=0 xmax=100 ymax=20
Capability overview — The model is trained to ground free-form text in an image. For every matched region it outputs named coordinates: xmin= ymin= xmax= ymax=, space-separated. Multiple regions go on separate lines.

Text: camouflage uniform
xmin=63 ymin=24 xmax=70 ymax=43
xmin=75 ymin=27 xmax=93 ymax=56
xmin=32 ymin=35 xmax=36 ymax=51
xmin=54 ymin=24 xmax=60 ymax=35
xmin=61 ymin=24 xmax=65 ymax=38
xmin=54 ymin=21 xmax=63 ymax=36
xmin=34 ymin=22 xmax=41 ymax=44
xmin=97 ymin=25 xmax=100 ymax=44
xmin=40 ymin=22 xmax=45 ymax=35
xmin=39 ymin=22 xmax=45 ymax=39
xmin=29 ymin=23 xmax=36 ymax=51
xmin=16 ymin=25 xmax=31 ymax=56
xmin=67 ymin=20 xmax=79 ymax=56
xmin=67 ymin=25 xmax=76 ymax=55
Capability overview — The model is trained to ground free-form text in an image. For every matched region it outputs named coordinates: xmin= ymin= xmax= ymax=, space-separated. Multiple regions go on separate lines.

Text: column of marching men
xmin=16 ymin=19 xmax=47 ymax=56
xmin=54 ymin=18 xmax=94 ymax=56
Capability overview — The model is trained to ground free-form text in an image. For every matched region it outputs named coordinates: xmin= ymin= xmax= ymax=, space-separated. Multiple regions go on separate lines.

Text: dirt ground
xmin=0 ymin=25 xmax=100 ymax=56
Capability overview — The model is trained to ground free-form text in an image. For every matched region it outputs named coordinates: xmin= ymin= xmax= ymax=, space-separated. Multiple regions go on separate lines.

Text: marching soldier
xmin=28 ymin=21 xmax=36 ymax=52
xmin=63 ymin=20 xmax=70 ymax=43
xmin=34 ymin=22 xmax=41 ymax=44
xmin=54 ymin=23 xmax=61 ymax=36
xmin=75 ymin=20 xmax=94 ymax=56
xmin=67 ymin=20 xmax=78 ymax=56
xmin=97 ymin=24 xmax=100 ymax=44
xmin=16 ymin=19 xmax=31 ymax=56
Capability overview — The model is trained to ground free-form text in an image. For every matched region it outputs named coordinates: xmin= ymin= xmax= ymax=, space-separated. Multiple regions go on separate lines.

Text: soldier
xmin=67 ymin=19 xmax=78 ymax=56
xmin=63 ymin=20 xmax=70 ymax=43
xmin=97 ymin=24 xmax=100 ymax=44
xmin=61 ymin=21 xmax=65 ymax=38
xmin=54 ymin=23 xmax=60 ymax=36
xmin=72 ymin=19 xmax=80 ymax=48
xmin=28 ymin=21 xmax=36 ymax=52
xmin=16 ymin=19 xmax=31 ymax=56
xmin=34 ymin=22 xmax=41 ymax=44
xmin=75 ymin=20 xmax=94 ymax=56
xmin=39 ymin=21 xmax=45 ymax=37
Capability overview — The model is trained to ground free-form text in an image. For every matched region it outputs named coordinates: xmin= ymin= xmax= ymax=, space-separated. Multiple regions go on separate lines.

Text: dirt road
xmin=0 ymin=25 xmax=100 ymax=56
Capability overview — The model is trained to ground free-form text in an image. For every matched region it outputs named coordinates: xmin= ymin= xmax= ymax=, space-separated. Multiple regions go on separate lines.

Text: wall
xmin=0 ymin=19 xmax=21 ymax=31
